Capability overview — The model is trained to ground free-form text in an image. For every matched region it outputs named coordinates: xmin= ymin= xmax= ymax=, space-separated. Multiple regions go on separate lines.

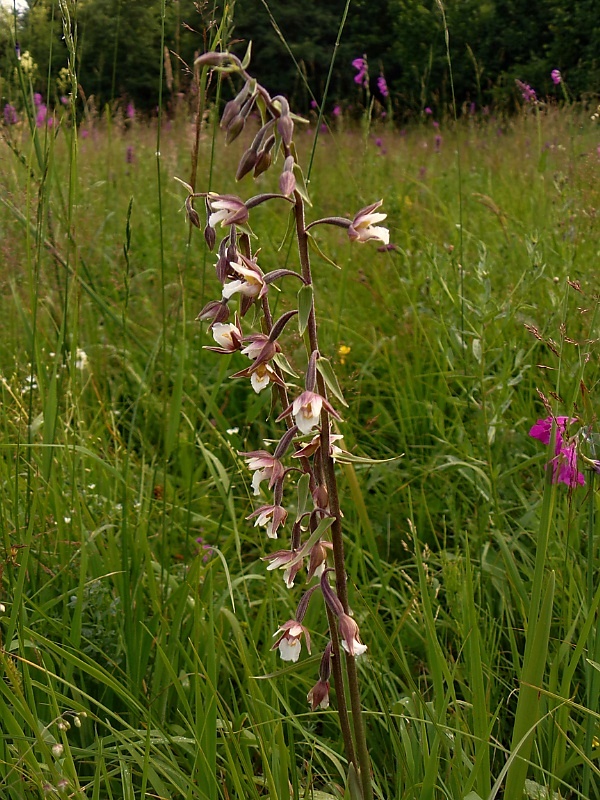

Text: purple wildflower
xmin=434 ymin=134 xmax=442 ymax=152
xmin=377 ymin=75 xmax=389 ymax=98
xmin=3 ymin=104 xmax=18 ymax=125
xmin=551 ymin=69 xmax=561 ymax=86
xmin=332 ymin=104 xmax=341 ymax=117
xmin=126 ymin=102 xmax=135 ymax=119
xmin=126 ymin=145 xmax=135 ymax=163
xmin=35 ymin=104 xmax=47 ymax=127
xmin=60 ymin=96 xmax=69 ymax=106
xmin=33 ymin=92 xmax=43 ymax=107
xmin=529 ymin=416 xmax=585 ymax=488
xmin=374 ymin=137 xmax=382 ymax=148
xmin=352 ymin=56 xmax=368 ymax=89
xmin=424 ymin=107 xmax=432 ymax=115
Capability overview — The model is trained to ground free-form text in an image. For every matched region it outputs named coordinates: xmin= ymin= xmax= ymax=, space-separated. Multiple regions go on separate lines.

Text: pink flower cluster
xmin=515 ymin=79 xmax=537 ymax=104
xmin=352 ymin=57 xmax=368 ymax=89
xmin=529 ymin=416 xmax=584 ymax=488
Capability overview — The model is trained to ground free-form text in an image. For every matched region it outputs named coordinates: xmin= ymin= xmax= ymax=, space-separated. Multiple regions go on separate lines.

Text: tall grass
xmin=1 ymin=8 xmax=599 ymax=795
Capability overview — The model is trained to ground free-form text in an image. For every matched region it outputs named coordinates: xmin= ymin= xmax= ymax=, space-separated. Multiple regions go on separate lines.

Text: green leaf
xmin=316 ymin=356 xmax=348 ymax=407
xmin=345 ymin=763 xmax=364 ymax=800
xmin=296 ymin=472 xmax=311 ymax=522
xmin=273 ymin=352 xmax=298 ymax=377
xmin=334 ymin=451 xmax=403 ymax=465
xmin=240 ymin=40 xmax=252 ymax=70
xmin=307 ymin=232 xmax=342 ymax=269
xmin=292 ymin=162 xmax=312 ymax=205
xmin=297 ymin=284 xmax=313 ymax=336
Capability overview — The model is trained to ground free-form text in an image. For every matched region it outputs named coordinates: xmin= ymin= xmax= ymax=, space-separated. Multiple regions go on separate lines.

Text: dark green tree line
xmin=3 ymin=0 xmax=599 ymax=116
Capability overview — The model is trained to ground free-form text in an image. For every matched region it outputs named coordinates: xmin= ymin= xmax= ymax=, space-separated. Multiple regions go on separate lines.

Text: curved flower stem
xmin=294 ymin=190 xmax=373 ymax=799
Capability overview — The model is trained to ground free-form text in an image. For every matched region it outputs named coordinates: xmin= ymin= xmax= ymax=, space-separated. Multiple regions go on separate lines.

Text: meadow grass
xmin=0 ymin=94 xmax=599 ymax=800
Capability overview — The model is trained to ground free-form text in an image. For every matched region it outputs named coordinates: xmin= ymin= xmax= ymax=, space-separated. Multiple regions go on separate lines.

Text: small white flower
xmin=51 ymin=743 xmax=64 ymax=758
xmin=75 ymin=348 xmax=88 ymax=370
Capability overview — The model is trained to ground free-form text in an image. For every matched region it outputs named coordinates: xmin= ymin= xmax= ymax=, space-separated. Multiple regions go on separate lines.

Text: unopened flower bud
xmin=197 ymin=299 xmax=230 ymax=325
xmin=204 ymin=223 xmax=216 ymax=250
xmin=307 ymin=679 xmax=330 ymax=711
xmin=73 ymin=715 xmax=82 ymax=728
xmin=51 ymin=743 xmax=64 ymax=758
xmin=236 ymin=148 xmax=258 ymax=181
xmin=254 ymin=151 xmax=272 ymax=178
xmin=277 ymin=114 xmax=294 ymax=147
xmin=279 ymin=169 xmax=296 ymax=196
xmin=312 ymin=484 xmax=329 ymax=510
xmin=195 ymin=51 xmax=231 ymax=68
xmin=226 ymin=114 xmax=245 ymax=144
xmin=185 ymin=196 xmax=201 ymax=229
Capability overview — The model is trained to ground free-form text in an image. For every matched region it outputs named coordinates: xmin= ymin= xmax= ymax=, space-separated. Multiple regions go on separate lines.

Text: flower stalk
xmin=180 ymin=51 xmax=388 ymax=800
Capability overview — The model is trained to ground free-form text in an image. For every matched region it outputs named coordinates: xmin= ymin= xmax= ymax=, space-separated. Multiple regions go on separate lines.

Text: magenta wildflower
xmin=33 ymin=92 xmax=43 ymax=107
xmin=332 ymin=104 xmax=341 ymax=117
xmin=515 ymin=79 xmax=537 ymax=104
xmin=310 ymin=99 xmax=317 ymax=109
xmin=529 ymin=416 xmax=585 ymax=488
xmin=377 ymin=75 xmax=389 ymax=98
xmin=126 ymin=145 xmax=135 ymax=163
xmin=551 ymin=69 xmax=561 ymax=86
xmin=35 ymin=104 xmax=47 ymax=127
xmin=424 ymin=107 xmax=432 ymax=115
xmin=126 ymin=102 xmax=135 ymax=119
xmin=352 ymin=56 xmax=368 ymax=89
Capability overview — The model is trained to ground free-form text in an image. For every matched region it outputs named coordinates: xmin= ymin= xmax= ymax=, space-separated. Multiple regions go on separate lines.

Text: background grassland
xmin=0 ymin=100 xmax=599 ymax=799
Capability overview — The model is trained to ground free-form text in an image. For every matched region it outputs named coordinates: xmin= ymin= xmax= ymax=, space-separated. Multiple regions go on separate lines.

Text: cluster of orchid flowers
xmin=529 ymin=415 xmax=599 ymax=488
xmin=185 ymin=51 xmax=390 ymax=717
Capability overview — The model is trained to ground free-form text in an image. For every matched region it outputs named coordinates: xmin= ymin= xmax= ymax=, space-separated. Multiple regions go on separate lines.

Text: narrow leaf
xmin=297 ymin=284 xmax=314 ymax=336
xmin=316 ymin=356 xmax=348 ymax=407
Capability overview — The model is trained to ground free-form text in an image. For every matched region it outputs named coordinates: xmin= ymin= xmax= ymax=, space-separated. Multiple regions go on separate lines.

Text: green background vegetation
xmin=0 ymin=1 xmax=599 ymax=798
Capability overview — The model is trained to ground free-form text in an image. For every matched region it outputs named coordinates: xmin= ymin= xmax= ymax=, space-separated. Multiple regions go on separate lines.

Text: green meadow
xmin=0 ymin=90 xmax=599 ymax=799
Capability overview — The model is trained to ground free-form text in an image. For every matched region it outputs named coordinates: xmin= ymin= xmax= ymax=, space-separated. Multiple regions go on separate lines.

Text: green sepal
xmin=297 ymin=284 xmax=314 ymax=336
xmin=316 ymin=356 xmax=348 ymax=407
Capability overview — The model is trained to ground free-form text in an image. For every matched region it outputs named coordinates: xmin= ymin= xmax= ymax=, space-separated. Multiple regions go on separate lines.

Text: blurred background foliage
xmin=1 ymin=0 xmax=599 ymax=116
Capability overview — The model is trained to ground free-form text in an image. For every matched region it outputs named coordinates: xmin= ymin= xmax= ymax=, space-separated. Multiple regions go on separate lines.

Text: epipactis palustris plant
xmin=178 ymin=49 xmax=389 ymax=799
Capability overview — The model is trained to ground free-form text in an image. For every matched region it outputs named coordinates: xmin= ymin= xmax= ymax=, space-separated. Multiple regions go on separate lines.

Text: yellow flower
xmin=338 ymin=344 xmax=351 ymax=365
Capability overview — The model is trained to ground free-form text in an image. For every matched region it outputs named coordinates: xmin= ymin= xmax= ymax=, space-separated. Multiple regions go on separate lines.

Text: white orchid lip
xmin=212 ymin=322 xmax=240 ymax=350
xmin=277 ymin=390 xmax=342 ymax=435
xmin=348 ymin=199 xmax=390 ymax=244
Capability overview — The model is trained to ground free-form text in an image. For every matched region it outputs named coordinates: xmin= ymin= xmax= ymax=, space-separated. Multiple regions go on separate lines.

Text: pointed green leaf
xmin=333 ymin=451 xmax=403 ymax=466
xmin=297 ymin=284 xmax=313 ymax=336
xmin=273 ymin=352 xmax=298 ymax=377
xmin=316 ymin=356 xmax=348 ymax=407
xmin=307 ymin=233 xmax=342 ymax=269
xmin=240 ymin=40 xmax=252 ymax=69
xmin=292 ymin=162 xmax=312 ymax=205
xmin=296 ymin=472 xmax=311 ymax=522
